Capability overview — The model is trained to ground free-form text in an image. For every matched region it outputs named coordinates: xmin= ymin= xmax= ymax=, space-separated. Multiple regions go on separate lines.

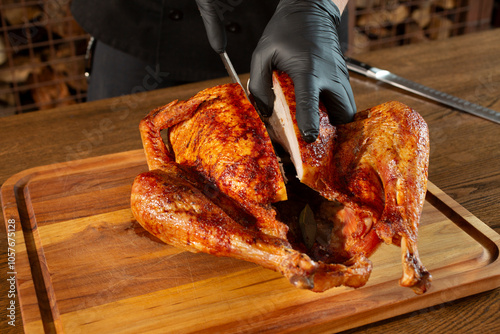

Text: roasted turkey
xmin=131 ymin=71 xmax=432 ymax=293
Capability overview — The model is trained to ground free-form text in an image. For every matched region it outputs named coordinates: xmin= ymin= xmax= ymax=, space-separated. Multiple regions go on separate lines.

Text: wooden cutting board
xmin=2 ymin=150 xmax=500 ymax=334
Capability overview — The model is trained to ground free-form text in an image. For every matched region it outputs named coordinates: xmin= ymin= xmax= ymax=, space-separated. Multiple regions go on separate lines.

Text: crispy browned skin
xmin=132 ymin=75 xmax=431 ymax=293
xmin=337 ymin=102 xmax=431 ymax=294
xmin=270 ymin=72 xmax=337 ymax=187
xmin=273 ymin=71 xmax=431 ymax=294
xmin=131 ymin=164 xmax=371 ymax=290
xmin=138 ymin=83 xmax=287 ymax=238
xmin=132 ymin=83 xmax=372 ymax=291
xmin=131 ymin=164 xmax=318 ymax=288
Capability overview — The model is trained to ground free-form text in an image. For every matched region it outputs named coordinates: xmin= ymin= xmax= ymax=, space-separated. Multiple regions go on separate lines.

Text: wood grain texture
xmin=1 ymin=150 xmax=499 ymax=333
xmin=0 ymin=29 xmax=499 ymax=333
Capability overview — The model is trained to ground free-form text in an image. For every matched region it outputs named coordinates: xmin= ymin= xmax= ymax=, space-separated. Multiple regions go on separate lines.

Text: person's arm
xmin=334 ymin=0 xmax=348 ymax=12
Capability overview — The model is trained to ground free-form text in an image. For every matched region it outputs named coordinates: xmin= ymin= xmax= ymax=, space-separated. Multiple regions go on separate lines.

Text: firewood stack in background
xmin=0 ymin=1 xmax=496 ymax=116
xmin=347 ymin=0 xmax=495 ymax=55
xmin=0 ymin=0 xmax=89 ymax=116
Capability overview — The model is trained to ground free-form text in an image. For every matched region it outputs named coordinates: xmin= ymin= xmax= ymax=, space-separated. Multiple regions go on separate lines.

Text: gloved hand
xmin=249 ymin=0 xmax=356 ymax=143
xmin=195 ymin=0 xmax=227 ymax=54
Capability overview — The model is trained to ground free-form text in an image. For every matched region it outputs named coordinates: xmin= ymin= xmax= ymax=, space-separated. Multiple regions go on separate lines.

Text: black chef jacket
xmin=71 ymin=0 xmax=281 ymax=82
xmin=71 ymin=0 xmax=349 ymax=83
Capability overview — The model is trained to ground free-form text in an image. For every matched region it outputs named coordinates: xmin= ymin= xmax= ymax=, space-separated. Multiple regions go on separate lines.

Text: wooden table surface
xmin=1 ymin=29 xmax=499 ymax=333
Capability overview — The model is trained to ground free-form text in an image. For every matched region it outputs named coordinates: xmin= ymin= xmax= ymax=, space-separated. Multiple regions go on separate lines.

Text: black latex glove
xmin=249 ymin=0 xmax=356 ymax=143
xmin=195 ymin=0 xmax=227 ymax=54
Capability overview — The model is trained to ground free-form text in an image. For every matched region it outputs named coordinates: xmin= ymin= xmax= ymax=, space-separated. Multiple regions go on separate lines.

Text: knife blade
xmin=219 ymin=51 xmax=250 ymax=100
xmin=220 ymin=52 xmax=242 ymax=86
xmin=345 ymin=58 xmax=500 ymax=124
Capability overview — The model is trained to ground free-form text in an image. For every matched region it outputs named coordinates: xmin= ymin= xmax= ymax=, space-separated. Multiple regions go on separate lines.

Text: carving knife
xmin=346 ymin=58 xmax=500 ymax=124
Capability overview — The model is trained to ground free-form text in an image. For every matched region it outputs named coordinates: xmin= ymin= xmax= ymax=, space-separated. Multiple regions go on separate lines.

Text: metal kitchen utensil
xmin=220 ymin=52 xmax=242 ymax=87
xmin=219 ymin=52 xmax=251 ymax=101
xmin=346 ymin=58 xmax=500 ymax=125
